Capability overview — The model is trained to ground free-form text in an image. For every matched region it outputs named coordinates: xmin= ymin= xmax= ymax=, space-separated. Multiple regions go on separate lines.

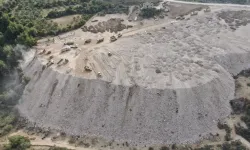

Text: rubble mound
xmin=217 ymin=10 xmax=250 ymax=29
xmin=18 ymin=9 xmax=250 ymax=146
xmin=82 ymin=18 xmax=130 ymax=33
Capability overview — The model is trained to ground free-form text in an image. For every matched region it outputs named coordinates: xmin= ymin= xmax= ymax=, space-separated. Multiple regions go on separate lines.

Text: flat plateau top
xmin=35 ymin=3 xmax=250 ymax=89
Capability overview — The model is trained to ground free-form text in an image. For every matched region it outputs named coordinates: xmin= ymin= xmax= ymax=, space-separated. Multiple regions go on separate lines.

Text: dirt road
xmin=165 ymin=0 xmax=250 ymax=8
xmin=6 ymin=130 xmax=92 ymax=150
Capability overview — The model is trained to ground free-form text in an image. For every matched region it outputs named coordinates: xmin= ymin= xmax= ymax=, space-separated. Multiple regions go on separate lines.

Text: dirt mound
xmin=218 ymin=10 xmax=250 ymax=29
xmin=18 ymin=8 xmax=250 ymax=146
xmin=82 ymin=18 xmax=130 ymax=33
xmin=167 ymin=2 xmax=206 ymax=18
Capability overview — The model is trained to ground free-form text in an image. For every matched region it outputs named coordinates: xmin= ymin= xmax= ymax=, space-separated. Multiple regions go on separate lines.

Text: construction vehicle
xmin=64 ymin=41 xmax=74 ymax=45
xmin=85 ymin=39 xmax=92 ymax=44
xmin=110 ymin=36 xmax=117 ymax=42
xmin=191 ymin=11 xmax=198 ymax=16
xmin=97 ymin=38 xmax=104 ymax=44
xmin=84 ymin=66 xmax=92 ymax=72
xmin=61 ymin=46 xmax=71 ymax=53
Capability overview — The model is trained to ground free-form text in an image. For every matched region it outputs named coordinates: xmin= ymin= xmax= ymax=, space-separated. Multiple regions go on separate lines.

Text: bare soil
xmin=52 ymin=14 xmax=82 ymax=27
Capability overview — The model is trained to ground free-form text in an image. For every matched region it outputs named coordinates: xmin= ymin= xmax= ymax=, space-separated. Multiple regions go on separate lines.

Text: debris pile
xmin=82 ymin=18 xmax=131 ymax=33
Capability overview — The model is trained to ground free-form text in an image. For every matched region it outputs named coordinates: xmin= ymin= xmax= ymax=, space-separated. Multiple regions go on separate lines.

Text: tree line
xmin=46 ymin=1 xmax=128 ymax=18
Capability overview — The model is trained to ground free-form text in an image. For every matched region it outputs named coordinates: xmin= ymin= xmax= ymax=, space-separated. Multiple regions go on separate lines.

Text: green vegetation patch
xmin=194 ymin=140 xmax=247 ymax=150
xmin=235 ymin=102 xmax=250 ymax=142
xmin=4 ymin=135 xmax=31 ymax=150
xmin=0 ymin=108 xmax=16 ymax=137
xmin=140 ymin=8 xmax=162 ymax=18
xmin=49 ymin=146 xmax=69 ymax=150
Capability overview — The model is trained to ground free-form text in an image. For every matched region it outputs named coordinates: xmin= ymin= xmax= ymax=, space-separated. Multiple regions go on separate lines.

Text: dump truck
xmin=97 ymin=72 xmax=102 ymax=77
xmin=85 ymin=39 xmax=91 ymax=44
xmin=110 ymin=36 xmax=117 ymax=42
xmin=118 ymin=33 xmax=122 ymax=38
xmin=204 ymin=8 xmax=211 ymax=12
xmin=191 ymin=11 xmax=198 ymax=16
xmin=97 ymin=38 xmax=104 ymax=44
xmin=46 ymin=51 xmax=51 ymax=55
xmin=63 ymin=59 xmax=69 ymax=65
xmin=61 ymin=46 xmax=71 ymax=53
xmin=84 ymin=66 xmax=92 ymax=72
xmin=71 ymin=45 xmax=78 ymax=49
xmin=57 ymin=59 xmax=64 ymax=65
xmin=39 ymin=49 xmax=46 ymax=55
xmin=64 ymin=41 xmax=74 ymax=45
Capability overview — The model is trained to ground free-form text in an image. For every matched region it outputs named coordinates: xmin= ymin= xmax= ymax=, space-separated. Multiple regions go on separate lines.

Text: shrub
xmin=0 ymin=113 xmax=16 ymax=136
xmin=3 ymin=124 xmax=13 ymax=133
xmin=140 ymin=8 xmax=162 ymax=18
xmin=4 ymin=135 xmax=31 ymax=150
xmin=160 ymin=146 xmax=169 ymax=150
xmin=49 ymin=147 xmax=69 ymax=150
xmin=68 ymin=136 xmax=77 ymax=144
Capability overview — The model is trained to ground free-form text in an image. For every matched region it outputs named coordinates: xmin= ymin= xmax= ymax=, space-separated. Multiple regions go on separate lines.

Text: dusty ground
xmin=18 ymin=0 xmax=250 ymax=147
xmin=51 ymin=14 xmax=82 ymax=27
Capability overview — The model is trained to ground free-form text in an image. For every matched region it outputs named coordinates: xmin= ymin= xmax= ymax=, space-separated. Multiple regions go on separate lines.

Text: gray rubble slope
xmin=18 ymin=9 xmax=250 ymax=145
xmin=19 ymin=58 xmax=234 ymax=145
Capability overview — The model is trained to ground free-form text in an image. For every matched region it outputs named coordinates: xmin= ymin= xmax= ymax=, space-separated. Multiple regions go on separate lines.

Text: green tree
xmin=0 ymin=32 xmax=4 ymax=46
xmin=0 ymin=60 xmax=7 ymax=75
xmin=17 ymin=32 xmax=36 ymax=47
xmin=4 ymin=22 xmax=24 ymax=44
